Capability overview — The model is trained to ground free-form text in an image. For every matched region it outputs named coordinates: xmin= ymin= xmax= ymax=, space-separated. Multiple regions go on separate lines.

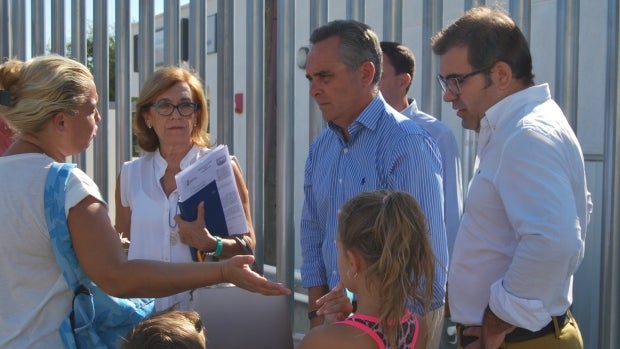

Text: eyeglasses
xmin=149 ymin=101 xmax=199 ymax=117
xmin=436 ymin=67 xmax=490 ymax=96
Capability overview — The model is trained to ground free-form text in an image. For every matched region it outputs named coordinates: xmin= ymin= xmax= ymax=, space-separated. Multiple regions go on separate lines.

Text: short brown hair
xmin=121 ymin=309 xmax=206 ymax=349
xmin=431 ymin=6 xmax=534 ymax=85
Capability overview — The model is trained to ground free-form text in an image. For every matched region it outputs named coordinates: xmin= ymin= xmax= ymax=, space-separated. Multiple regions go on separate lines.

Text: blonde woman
xmin=0 ymin=55 xmax=288 ymax=348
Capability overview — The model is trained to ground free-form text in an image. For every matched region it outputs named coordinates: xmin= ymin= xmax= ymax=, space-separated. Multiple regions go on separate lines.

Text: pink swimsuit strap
xmin=335 ymin=311 xmax=418 ymax=349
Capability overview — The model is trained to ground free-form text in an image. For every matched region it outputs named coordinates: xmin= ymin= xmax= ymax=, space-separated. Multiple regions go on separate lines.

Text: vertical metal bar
xmin=164 ymin=0 xmax=180 ymax=66
xmin=421 ymin=0 xmax=441 ymax=116
xmin=509 ymin=0 xmax=531 ymax=43
xmin=31 ymin=0 xmax=45 ymax=56
xmin=71 ymin=0 xmax=86 ymax=63
xmin=464 ymin=0 xmax=486 ymax=9
xmin=276 ymin=0 xmax=295 ymax=320
xmin=246 ymin=0 xmax=265 ymax=271
xmin=382 ymin=0 xmax=402 ymax=43
xmin=51 ymin=0 xmax=65 ymax=55
xmin=346 ymin=0 xmax=364 ymax=21
xmin=216 ymin=0 xmax=234 ymax=151
xmin=600 ymin=1 xmax=620 ymax=347
xmin=139 ymin=0 xmax=155 ymax=87
xmin=72 ymin=0 xmax=87 ymax=168
xmin=308 ymin=0 xmax=327 ymax=142
xmin=189 ymin=0 xmax=207 ymax=81
xmin=555 ymin=0 xmax=579 ymax=131
xmin=92 ymin=0 xmax=109 ymax=200
xmin=116 ymin=0 xmax=132 ymax=167
xmin=1 ymin=0 xmax=12 ymax=60
xmin=11 ymin=0 xmax=26 ymax=60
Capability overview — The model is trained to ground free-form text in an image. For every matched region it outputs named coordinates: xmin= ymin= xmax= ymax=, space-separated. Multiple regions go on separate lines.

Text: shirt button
xmin=338 ymin=178 xmax=343 ymax=184
xmin=332 ymin=270 xmax=338 ymax=275
xmin=343 ymin=148 xmax=349 ymax=153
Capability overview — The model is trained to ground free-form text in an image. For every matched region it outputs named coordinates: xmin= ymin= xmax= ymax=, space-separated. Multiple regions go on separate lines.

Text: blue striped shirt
xmin=300 ymin=94 xmax=448 ymax=311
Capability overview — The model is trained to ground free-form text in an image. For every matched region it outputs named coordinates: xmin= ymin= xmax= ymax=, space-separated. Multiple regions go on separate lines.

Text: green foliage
xmin=66 ymin=26 xmax=116 ymax=101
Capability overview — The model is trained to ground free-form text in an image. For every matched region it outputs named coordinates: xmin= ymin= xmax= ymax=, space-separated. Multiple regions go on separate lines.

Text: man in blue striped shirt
xmin=300 ymin=19 xmax=448 ymax=335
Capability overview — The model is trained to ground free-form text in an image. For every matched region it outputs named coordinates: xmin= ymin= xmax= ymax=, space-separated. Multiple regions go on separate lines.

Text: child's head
xmin=121 ymin=309 xmax=207 ymax=349
xmin=337 ymin=190 xmax=435 ymax=342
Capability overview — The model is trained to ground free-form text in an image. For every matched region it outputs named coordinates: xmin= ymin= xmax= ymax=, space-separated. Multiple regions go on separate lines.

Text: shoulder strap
xmin=44 ymin=162 xmax=86 ymax=293
xmin=335 ymin=316 xmax=386 ymax=349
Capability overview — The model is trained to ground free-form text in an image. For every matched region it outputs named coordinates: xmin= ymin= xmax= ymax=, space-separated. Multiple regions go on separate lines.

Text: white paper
xmin=175 ymin=145 xmax=249 ymax=235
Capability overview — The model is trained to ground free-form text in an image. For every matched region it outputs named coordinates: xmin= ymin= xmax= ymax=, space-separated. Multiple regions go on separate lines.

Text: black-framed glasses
xmin=436 ymin=67 xmax=490 ymax=96
xmin=149 ymin=100 xmax=199 ymax=117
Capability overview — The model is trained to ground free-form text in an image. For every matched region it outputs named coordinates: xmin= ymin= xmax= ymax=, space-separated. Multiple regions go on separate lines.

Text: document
xmin=175 ymin=145 xmax=249 ymax=260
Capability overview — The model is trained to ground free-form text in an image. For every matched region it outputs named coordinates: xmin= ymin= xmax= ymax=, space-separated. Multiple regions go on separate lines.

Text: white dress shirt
xmin=120 ymin=145 xmax=210 ymax=311
xmin=448 ymin=84 xmax=592 ymax=331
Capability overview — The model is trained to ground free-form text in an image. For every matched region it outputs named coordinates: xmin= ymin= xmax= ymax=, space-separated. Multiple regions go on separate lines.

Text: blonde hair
xmin=121 ymin=309 xmax=206 ymax=349
xmin=134 ymin=66 xmax=210 ymax=152
xmin=338 ymin=190 xmax=435 ymax=347
xmin=0 ymin=55 xmax=94 ymax=134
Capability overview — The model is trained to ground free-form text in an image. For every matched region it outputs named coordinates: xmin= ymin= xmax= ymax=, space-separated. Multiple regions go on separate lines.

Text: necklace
xmin=168 ymin=193 xmax=180 ymax=246
xmin=169 ymin=199 xmax=180 ymax=228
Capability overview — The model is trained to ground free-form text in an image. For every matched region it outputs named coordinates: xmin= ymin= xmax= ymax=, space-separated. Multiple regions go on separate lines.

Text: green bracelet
xmin=213 ymin=236 xmax=223 ymax=257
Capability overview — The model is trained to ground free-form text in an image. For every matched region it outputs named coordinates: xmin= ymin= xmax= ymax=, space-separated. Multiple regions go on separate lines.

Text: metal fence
xmin=1 ymin=0 xmax=619 ymax=347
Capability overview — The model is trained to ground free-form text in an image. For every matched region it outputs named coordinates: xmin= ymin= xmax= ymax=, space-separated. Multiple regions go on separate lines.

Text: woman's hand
xmin=315 ymin=282 xmax=353 ymax=324
xmin=219 ymin=255 xmax=291 ymax=296
xmin=176 ymin=202 xmax=218 ymax=252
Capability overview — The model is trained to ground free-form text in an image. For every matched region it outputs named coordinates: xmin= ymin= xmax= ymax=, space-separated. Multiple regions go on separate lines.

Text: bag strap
xmin=44 ymin=162 xmax=88 ymax=293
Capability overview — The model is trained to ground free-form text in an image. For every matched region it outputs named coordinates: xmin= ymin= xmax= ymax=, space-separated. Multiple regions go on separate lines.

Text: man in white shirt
xmin=431 ymin=6 xmax=592 ymax=349
xmin=379 ymin=40 xmax=463 ymax=349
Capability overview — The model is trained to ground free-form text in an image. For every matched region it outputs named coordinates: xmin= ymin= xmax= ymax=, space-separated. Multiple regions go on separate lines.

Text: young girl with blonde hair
xmin=299 ymin=190 xmax=436 ymax=349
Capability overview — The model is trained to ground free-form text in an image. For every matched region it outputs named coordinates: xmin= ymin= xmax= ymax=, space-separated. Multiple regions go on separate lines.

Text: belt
xmin=505 ymin=311 xmax=569 ymax=343
xmin=457 ymin=311 xmax=570 ymax=345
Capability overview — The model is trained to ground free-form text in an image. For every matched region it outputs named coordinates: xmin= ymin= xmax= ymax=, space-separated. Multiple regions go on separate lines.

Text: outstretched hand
xmin=220 ymin=255 xmax=291 ymax=296
xmin=315 ymin=281 xmax=353 ymax=324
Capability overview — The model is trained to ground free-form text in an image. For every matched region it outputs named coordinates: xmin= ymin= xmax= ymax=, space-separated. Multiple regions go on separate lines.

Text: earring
xmin=147 ymin=122 xmax=152 ymax=129
xmin=346 ymin=269 xmax=358 ymax=279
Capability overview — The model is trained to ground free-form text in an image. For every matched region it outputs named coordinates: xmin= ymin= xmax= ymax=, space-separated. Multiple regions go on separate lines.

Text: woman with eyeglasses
xmin=115 ymin=66 xmax=257 ymax=311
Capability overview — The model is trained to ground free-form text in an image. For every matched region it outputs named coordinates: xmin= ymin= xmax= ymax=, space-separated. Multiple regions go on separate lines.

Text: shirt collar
xmin=153 ymin=144 xmax=203 ymax=178
xmin=406 ymin=98 xmax=419 ymax=114
xmin=477 ymin=83 xmax=551 ymax=156
xmin=326 ymin=93 xmax=387 ymax=136
xmin=484 ymin=83 xmax=551 ymax=132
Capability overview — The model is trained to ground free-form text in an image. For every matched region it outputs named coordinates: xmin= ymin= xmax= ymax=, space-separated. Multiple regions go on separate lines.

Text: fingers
xmin=316 ymin=281 xmax=346 ymax=306
xmin=222 ymin=256 xmax=291 ymax=296
xmin=196 ymin=201 xmax=206 ymax=225
xmin=252 ymin=280 xmax=292 ymax=296
xmin=463 ymin=326 xmax=481 ymax=337
xmin=315 ymin=282 xmax=352 ymax=318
